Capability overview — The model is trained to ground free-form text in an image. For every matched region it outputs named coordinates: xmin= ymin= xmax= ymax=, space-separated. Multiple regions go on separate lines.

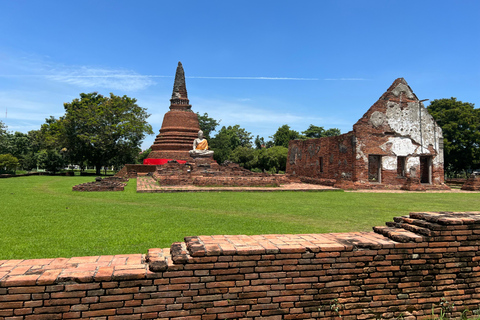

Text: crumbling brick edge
xmin=1 ymin=211 xmax=480 ymax=319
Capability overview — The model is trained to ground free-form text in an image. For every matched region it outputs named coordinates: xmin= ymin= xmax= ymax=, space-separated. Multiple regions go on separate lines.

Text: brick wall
xmin=1 ymin=212 xmax=480 ymax=319
xmin=115 ymin=165 xmax=157 ymax=179
xmin=287 ymin=133 xmax=355 ymax=182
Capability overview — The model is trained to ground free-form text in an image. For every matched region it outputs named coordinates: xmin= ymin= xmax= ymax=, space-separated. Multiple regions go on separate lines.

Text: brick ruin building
xmin=287 ymin=78 xmax=449 ymax=190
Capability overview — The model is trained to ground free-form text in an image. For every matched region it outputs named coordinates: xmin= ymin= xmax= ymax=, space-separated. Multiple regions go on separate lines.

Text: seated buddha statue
xmin=189 ymin=130 xmax=214 ymax=157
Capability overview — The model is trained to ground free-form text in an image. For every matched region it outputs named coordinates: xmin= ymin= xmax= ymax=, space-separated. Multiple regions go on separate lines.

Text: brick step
xmin=391 ymin=216 xmax=436 ymax=237
xmin=146 ymin=248 xmax=172 ymax=272
xmin=373 ymin=226 xmax=423 ymax=243
xmin=394 ymin=215 xmax=444 ymax=232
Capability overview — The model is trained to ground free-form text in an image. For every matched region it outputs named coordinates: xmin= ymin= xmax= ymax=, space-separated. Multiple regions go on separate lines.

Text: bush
xmin=0 ymin=154 xmax=19 ymax=173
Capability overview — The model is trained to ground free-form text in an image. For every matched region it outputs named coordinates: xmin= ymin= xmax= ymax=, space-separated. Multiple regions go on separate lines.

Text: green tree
xmin=136 ymin=148 xmax=151 ymax=164
xmin=0 ymin=122 xmax=37 ymax=170
xmin=254 ymin=135 xmax=273 ymax=149
xmin=302 ymin=124 xmax=341 ymax=138
xmin=0 ymin=121 xmax=11 ymax=155
xmin=427 ymin=98 xmax=480 ymax=175
xmin=230 ymin=146 xmax=258 ymax=169
xmin=197 ymin=112 xmax=220 ymax=140
xmin=36 ymin=149 xmax=65 ymax=174
xmin=257 ymin=146 xmax=288 ymax=173
xmin=271 ymin=124 xmax=303 ymax=148
xmin=210 ymin=125 xmax=253 ymax=163
xmin=0 ymin=154 xmax=19 ymax=173
xmin=62 ymin=92 xmax=153 ymax=175
xmin=8 ymin=132 xmax=31 ymax=167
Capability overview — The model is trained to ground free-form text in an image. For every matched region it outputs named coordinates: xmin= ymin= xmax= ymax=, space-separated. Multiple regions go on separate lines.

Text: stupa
xmin=147 ymin=62 xmax=200 ymax=161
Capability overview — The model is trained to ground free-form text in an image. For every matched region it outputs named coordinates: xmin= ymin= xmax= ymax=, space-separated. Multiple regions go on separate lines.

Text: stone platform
xmin=136 ymin=175 xmax=340 ymax=193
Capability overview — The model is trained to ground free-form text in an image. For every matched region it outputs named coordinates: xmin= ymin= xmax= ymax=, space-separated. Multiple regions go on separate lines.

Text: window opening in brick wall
xmin=397 ymin=156 xmax=406 ymax=177
xmin=319 ymin=157 xmax=323 ymax=173
xmin=368 ymin=155 xmax=381 ymax=183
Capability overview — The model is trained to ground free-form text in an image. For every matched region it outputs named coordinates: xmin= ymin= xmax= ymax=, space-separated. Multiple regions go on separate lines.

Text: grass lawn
xmin=1 ymin=176 xmax=479 ymax=260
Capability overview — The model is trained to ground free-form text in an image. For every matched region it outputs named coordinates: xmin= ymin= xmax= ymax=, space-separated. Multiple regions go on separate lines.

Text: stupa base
xmin=148 ymin=150 xmax=192 ymax=161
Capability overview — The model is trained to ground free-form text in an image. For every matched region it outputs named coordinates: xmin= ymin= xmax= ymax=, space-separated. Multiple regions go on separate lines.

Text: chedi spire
xmin=170 ymin=62 xmax=191 ymax=110
xmin=148 ymin=62 xmax=200 ymax=160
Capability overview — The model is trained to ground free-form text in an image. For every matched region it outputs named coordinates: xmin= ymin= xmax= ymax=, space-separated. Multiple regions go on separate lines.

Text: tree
xmin=0 ymin=122 xmax=37 ymax=170
xmin=302 ymin=124 xmax=341 ymax=138
xmin=0 ymin=154 xmax=19 ymax=173
xmin=136 ymin=148 xmax=151 ymax=164
xmin=427 ymin=98 xmax=480 ymax=176
xmin=36 ymin=149 xmax=65 ymax=174
xmin=210 ymin=125 xmax=253 ymax=163
xmin=271 ymin=125 xmax=303 ymax=148
xmin=257 ymin=146 xmax=288 ymax=173
xmin=197 ymin=112 xmax=220 ymax=140
xmin=0 ymin=121 xmax=11 ymax=155
xmin=230 ymin=146 xmax=258 ymax=169
xmin=62 ymin=92 xmax=153 ymax=175
xmin=254 ymin=135 xmax=273 ymax=149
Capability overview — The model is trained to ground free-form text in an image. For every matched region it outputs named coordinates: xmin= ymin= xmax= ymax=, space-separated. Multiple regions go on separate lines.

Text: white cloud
xmin=44 ymin=67 xmax=156 ymax=91
xmin=187 ymin=76 xmax=320 ymax=80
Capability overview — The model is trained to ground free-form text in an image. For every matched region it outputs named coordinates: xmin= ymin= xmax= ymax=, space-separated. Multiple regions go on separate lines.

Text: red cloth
xmin=143 ymin=158 xmax=187 ymax=165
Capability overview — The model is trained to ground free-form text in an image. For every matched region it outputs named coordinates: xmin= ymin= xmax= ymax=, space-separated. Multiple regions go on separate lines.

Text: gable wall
xmin=352 ymin=80 xmax=444 ymax=185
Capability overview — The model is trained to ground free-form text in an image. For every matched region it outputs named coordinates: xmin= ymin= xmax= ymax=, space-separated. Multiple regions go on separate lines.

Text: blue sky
xmin=0 ymin=1 xmax=479 ymax=150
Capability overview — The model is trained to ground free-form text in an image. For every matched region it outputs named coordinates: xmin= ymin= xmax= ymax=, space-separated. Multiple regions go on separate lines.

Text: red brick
xmin=50 ymin=291 xmax=85 ymax=299
xmin=47 ymin=298 xmax=80 ymax=306
xmin=13 ymin=307 xmax=32 ymax=315
xmin=81 ymin=308 xmax=116 ymax=317
xmin=8 ymin=286 xmax=45 ymax=294
xmin=64 ymin=283 xmax=100 ymax=291
xmin=33 ymin=306 xmax=70 ymax=314
xmin=0 ymin=293 xmax=30 ymax=301
xmin=24 ymin=315 xmax=62 ymax=320
xmin=0 ymin=301 xmax=23 ymax=309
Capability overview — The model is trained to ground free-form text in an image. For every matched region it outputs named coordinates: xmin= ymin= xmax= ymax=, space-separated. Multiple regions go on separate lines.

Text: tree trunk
xmin=96 ymin=165 xmax=101 ymax=175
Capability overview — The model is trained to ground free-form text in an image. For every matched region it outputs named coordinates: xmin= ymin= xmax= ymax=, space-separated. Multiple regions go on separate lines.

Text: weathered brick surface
xmin=287 ymin=78 xmax=449 ymax=191
xmin=1 ymin=212 xmax=480 ymax=319
xmin=152 ymin=161 xmax=282 ymax=187
xmin=149 ymin=62 xmax=201 ymax=161
xmin=461 ymin=175 xmax=480 ymax=191
xmin=72 ymin=177 xmax=128 ymax=192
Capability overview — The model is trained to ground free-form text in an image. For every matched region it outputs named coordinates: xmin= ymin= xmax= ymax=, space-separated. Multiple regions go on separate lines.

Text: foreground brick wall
xmin=1 ymin=212 xmax=480 ymax=319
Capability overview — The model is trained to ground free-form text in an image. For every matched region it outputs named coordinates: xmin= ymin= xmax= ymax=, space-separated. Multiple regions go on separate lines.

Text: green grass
xmin=1 ymin=176 xmax=480 ymax=260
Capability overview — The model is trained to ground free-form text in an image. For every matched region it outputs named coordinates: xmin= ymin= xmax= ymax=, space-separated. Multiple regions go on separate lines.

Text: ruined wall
xmin=286 ymin=133 xmax=355 ymax=182
xmin=153 ymin=162 xmax=283 ymax=187
xmin=2 ymin=212 xmax=480 ymax=320
xmin=115 ymin=164 xmax=157 ymax=178
xmin=352 ymin=79 xmax=444 ymax=187
xmin=287 ymin=79 xmax=447 ymax=190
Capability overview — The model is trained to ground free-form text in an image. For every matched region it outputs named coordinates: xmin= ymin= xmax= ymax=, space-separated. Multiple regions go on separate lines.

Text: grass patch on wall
xmin=1 ymin=176 xmax=480 ymax=259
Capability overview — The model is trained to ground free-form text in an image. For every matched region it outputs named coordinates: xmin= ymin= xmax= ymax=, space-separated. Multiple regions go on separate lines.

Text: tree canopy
xmin=197 ymin=112 xmax=220 ymax=140
xmin=427 ymin=97 xmax=480 ymax=175
xmin=62 ymin=92 xmax=153 ymax=174
xmin=0 ymin=154 xmax=19 ymax=173
xmin=210 ymin=125 xmax=253 ymax=163
xmin=302 ymin=124 xmax=341 ymax=138
xmin=271 ymin=124 xmax=302 ymax=148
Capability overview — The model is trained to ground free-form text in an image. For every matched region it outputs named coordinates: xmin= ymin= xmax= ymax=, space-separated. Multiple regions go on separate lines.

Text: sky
xmin=0 ymin=1 xmax=479 ymax=150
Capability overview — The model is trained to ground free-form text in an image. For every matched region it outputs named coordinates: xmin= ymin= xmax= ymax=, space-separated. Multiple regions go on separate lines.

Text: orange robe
xmin=196 ymin=139 xmax=209 ymax=150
